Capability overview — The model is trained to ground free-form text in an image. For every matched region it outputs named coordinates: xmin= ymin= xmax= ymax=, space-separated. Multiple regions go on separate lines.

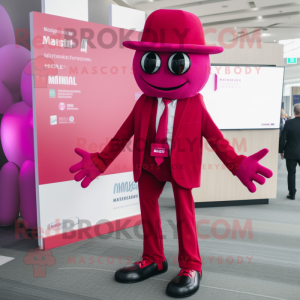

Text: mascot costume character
xmin=70 ymin=9 xmax=273 ymax=298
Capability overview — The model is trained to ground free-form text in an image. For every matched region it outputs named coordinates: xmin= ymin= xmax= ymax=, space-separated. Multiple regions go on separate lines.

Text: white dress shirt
xmin=156 ymin=98 xmax=177 ymax=152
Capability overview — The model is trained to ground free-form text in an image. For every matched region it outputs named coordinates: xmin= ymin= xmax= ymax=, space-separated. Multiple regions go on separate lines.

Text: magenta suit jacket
xmin=91 ymin=93 xmax=245 ymax=189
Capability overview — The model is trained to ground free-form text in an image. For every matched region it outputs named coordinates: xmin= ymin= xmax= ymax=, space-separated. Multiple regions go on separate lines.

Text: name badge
xmin=151 ymin=143 xmax=169 ymax=157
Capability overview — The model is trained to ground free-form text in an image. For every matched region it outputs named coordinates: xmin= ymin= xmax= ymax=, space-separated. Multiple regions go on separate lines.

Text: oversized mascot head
xmin=123 ymin=9 xmax=223 ymax=100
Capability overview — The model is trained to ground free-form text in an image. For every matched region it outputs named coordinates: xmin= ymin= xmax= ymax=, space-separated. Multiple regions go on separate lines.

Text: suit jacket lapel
xmin=172 ymin=97 xmax=190 ymax=142
xmin=139 ymin=95 xmax=154 ymax=157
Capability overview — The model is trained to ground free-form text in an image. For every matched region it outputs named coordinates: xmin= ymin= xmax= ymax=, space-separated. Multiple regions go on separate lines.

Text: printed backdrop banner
xmin=30 ymin=12 xmax=142 ymax=249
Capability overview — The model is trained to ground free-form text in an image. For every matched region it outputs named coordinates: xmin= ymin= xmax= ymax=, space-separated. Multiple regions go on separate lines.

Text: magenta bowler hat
xmin=123 ymin=9 xmax=223 ymax=54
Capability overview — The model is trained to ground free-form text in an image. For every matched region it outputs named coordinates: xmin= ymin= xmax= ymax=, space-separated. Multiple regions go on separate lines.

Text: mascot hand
xmin=69 ymin=148 xmax=101 ymax=188
xmin=236 ymin=148 xmax=273 ymax=193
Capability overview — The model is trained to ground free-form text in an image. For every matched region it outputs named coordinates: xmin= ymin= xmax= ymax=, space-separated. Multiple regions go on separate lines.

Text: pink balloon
xmin=0 ymin=80 xmax=13 ymax=114
xmin=19 ymin=160 xmax=37 ymax=229
xmin=11 ymin=91 xmax=21 ymax=104
xmin=1 ymin=102 xmax=34 ymax=167
xmin=28 ymin=108 xmax=33 ymax=129
xmin=21 ymin=61 xmax=33 ymax=107
xmin=0 ymin=5 xmax=15 ymax=49
xmin=0 ymin=162 xmax=20 ymax=226
xmin=0 ymin=44 xmax=30 ymax=93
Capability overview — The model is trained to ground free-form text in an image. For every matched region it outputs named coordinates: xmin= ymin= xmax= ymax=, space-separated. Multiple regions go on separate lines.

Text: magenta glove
xmin=236 ymin=148 xmax=273 ymax=193
xmin=69 ymin=148 xmax=101 ymax=188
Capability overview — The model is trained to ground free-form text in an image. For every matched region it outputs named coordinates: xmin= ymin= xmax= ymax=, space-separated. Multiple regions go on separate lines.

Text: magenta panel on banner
xmin=31 ymin=12 xmax=141 ymax=185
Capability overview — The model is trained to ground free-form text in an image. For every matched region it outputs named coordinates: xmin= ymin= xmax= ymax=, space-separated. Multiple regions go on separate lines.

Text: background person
xmin=280 ymin=109 xmax=287 ymax=135
xmin=279 ymin=103 xmax=300 ymax=200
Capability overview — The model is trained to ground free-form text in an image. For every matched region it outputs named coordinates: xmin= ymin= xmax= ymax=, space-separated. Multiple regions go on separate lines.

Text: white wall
xmin=109 ymin=4 xmax=145 ymax=31
xmin=42 ymin=0 xmax=88 ymax=21
xmin=284 ymin=64 xmax=300 ymax=82
xmin=210 ymin=43 xmax=284 ymax=67
xmin=284 ymin=83 xmax=300 ymax=96
xmin=89 ymin=0 xmax=118 ymax=26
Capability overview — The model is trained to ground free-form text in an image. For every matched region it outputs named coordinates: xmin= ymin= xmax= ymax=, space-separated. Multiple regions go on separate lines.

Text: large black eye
xmin=141 ymin=52 xmax=161 ymax=74
xmin=168 ymin=52 xmax=191 ymax=75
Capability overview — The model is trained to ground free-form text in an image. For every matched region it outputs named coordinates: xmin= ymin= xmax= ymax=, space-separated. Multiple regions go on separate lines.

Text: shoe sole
xmin=166 ymin=287 xmax=199 ymax=298
xmin=166 ymin=272 xmax=202 ymax=298
xmin=115 ymin=267 xmax=168 ymax=284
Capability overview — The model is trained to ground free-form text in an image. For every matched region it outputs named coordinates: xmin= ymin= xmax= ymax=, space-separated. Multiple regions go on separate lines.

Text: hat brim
xmin=123 ymin=41 xmax=223 ymax=54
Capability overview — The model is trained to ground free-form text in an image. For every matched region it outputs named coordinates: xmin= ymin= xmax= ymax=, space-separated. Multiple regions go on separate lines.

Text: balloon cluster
xmin=0 ymin=5 xmax=36 ymax=229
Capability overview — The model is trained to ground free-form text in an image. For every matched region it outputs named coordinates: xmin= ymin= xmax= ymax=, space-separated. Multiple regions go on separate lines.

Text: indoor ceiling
xmin=117 ymin=0 xmax=300 ymax=44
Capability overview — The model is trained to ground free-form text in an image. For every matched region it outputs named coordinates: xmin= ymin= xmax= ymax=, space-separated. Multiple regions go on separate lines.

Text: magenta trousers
xmin=138 ymin=169 xmax=202 ymax=272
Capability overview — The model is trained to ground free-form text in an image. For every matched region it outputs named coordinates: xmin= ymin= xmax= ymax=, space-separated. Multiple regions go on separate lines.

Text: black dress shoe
xmin=287 ymin=194 xmax=295 ymax=200
xmin=115 ymin=259 xmax=168 ymax=283
xmin=166 ymin=268 xmax=202 ymax=298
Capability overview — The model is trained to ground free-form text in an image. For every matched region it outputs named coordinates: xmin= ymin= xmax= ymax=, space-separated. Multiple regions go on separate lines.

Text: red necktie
xmin=155 ymin=98 xmax=172 ymax=165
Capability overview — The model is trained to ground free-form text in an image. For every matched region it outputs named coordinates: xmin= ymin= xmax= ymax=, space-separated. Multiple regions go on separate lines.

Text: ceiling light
xmin=258 ymin=16 xmax=262 ymax=19
xmin=262 ymin=33 xmax=269 ymax=37
xmin=274 ymin=40 xmax=277 ymax=42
